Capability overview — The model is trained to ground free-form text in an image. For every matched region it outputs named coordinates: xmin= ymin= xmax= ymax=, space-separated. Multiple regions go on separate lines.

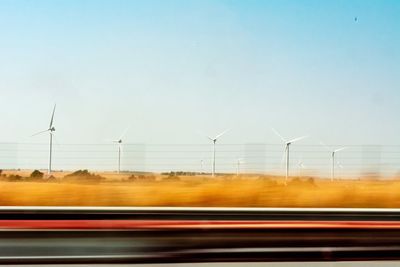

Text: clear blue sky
xmin=1 ymin=0 xmax=399 ymax=146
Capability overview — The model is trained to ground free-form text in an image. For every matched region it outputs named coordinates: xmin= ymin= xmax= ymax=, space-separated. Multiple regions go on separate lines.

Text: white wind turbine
xmin=31 ymin=104 xmax=56 ymax=175
xmin=333 ymin=161 xmax=344 ymax=180
xmin=272 ymin=128 xmax=307 ymax=183
xmin=206 ymin=129 xmax=229 ymax=177
xmin=337 ymin=161 xmax=344 ymax=169
xmin=297 ymin=158 xmax=307 ymax=176
xmin=297 ymin=159 xmax=306 ymax=170
xmin=111 ymin=127 xmax=130 ymax=174
xmin=320 ymin=142 xmax=347 ymax=181
xmin=200 ymin=159 xmax=204 ymax=174
xmin=236 ymin=158 xmax=245 ymax=176
xmin=337 ymin=161 xmax=344 ymax=178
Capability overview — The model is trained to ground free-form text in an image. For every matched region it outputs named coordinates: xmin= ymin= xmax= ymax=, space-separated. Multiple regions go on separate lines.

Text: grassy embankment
xmin=0 ymin=170 xmax=399 ymax=207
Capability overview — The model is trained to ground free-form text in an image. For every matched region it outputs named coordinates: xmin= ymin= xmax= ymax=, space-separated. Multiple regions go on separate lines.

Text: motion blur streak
xmin=0 ymin=207 xmax=400 ymax=263
xmin=3 ymin=220 xmax=400 ymax=229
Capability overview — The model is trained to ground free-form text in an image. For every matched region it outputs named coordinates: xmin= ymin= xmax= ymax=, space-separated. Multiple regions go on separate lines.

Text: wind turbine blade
xmin=119 ymin=126 xmax=130 ymax=140
xmin=237 ymin=158 xmax=245 ymax=163
xmin=334 ymin=147 xmax=347 ymax=153
xmin=31 ymin=129 xmax=49 ymax=137
xmin=49 ymin=104 xmax=56 ymax=129
xmin=215 ymin=129 xmax=229 ymax=140
xmin=195 ymin=131 xmax=214 ymax=142
xmin=272 ymin=128 xmax=286 ymax=142
xmin=104 ymin=139 xmax=118 ymax=143
xmin=288 ymin=135 xmax=308 ymax=143
xmin=320 ymin=141 xmax=332 ymax=151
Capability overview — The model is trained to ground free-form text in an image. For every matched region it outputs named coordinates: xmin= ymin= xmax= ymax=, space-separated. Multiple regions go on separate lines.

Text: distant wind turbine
xmin=272 ymin=128 xmax=307 ymax=183
xmin=297 ymin=159 xmax=306 ymax=170
xmin=320 ymin=142 xmax=347 ymax=181
xmin=111 ymin=127 xmax=130 ymax=174
xmin=206 ymin=129 xmax=229 ymax=177
xmin=200 ymin=159 xmax=204 ymax=174
xmin=337 ymin=161 xmax=344 ymax=169
xmin=334 ymin=161 xmax=344 ymax=180
xmin=236 ymin=158 xmax=245 ymax=176
xmin=31 ymin=104 xmax=56 ymax=175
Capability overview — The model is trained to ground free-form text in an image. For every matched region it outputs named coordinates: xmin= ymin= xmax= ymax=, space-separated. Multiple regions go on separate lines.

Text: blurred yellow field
xmin=1 ymin=170 xmax=400 ymax=207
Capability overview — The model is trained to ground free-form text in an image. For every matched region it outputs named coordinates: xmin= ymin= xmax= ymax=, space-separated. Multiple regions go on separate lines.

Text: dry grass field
xmin=0 ymin=170 xmax=400 ymax=207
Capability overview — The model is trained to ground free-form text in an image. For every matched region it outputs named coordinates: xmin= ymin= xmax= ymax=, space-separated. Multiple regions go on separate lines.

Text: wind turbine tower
xmin=206 ymin=129 xmax=229 ymax=177
xmin=236 ymin=158 xmax=244 ymax=176
xmin=112 ymin=127 xmax=130 ymax=174
xmin=31 ymin=104 xmax=56 ymax=175
xmin=321 ymin=142 xmax=347 ymax=181
xmin=200 ymin=159 xmax=204 ymax=174
xmin=272 ymin=128 xmax=307 ymax=183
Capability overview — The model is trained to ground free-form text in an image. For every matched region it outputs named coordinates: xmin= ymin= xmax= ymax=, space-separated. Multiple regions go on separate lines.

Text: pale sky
xmin=0 ymin=0 xmax=399 ymax=174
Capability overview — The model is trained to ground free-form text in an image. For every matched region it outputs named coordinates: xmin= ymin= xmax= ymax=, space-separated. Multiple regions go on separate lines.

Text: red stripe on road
xmin=1 ymin=220 xmax=400 ymax=229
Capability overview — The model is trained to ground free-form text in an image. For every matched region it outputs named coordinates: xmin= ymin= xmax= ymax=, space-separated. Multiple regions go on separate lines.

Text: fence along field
xmin=0 ymin=143 xmax=395 ymax=177
xmin=0 ymin=142 xmax=399 ymax=207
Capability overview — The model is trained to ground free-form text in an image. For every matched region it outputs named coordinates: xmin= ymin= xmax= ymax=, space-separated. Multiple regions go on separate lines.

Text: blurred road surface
xmin=6 ymin=262 xmax=400 ymax=266
xmin=2 ymin=207 xmax=400 ymax=264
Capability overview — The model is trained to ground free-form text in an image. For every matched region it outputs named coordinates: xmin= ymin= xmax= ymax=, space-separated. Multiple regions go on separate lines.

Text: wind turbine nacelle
xmin=50 ymin=127 xmax=56 ymax=132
